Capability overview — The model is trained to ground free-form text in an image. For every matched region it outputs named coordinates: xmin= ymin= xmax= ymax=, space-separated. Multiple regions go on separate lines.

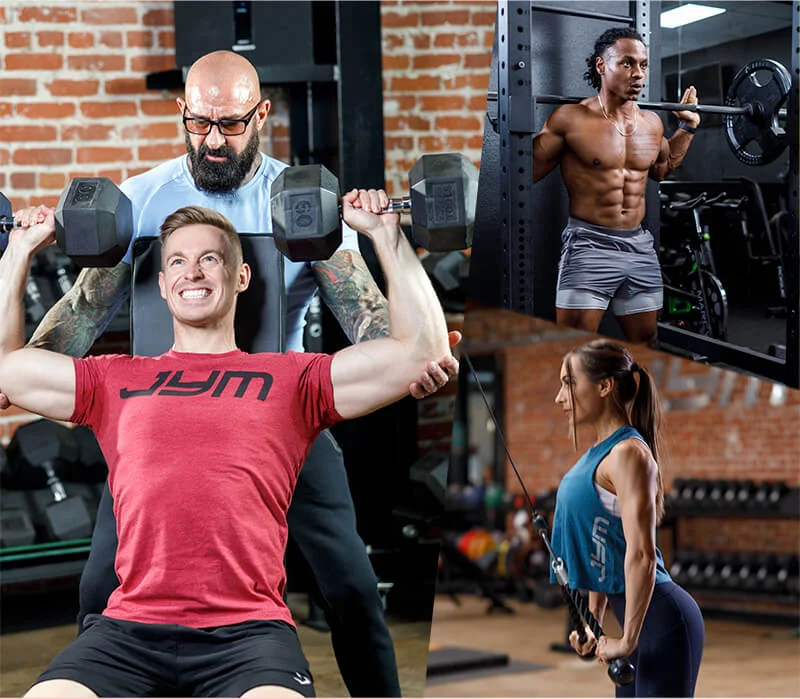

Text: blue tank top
xmin=550 ymin=425 xmax=671 ymax=593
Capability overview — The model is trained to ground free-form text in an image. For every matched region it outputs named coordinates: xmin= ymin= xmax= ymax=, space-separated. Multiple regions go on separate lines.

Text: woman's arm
xmin=597 ymin=440 xmax=658 ymax=660
xmin=589 ymin=590 xmax=609 ymax=627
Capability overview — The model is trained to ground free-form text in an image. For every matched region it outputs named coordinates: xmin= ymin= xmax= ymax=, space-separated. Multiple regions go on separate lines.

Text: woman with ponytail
xmin=551 ymin=339 xmax=704 ymax=697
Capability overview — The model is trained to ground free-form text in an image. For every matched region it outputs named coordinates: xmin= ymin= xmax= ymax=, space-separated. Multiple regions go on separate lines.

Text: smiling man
xmin=0 ymin=195 xmax=452 ymax=698
xmin=532 ymin=27 xmax=701 ymax=345
xmin=0 ymin=50 xmax=460 ymax=697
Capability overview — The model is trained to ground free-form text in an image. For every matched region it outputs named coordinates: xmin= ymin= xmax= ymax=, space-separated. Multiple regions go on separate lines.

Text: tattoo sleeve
xmin=312 ymin=249 xmax=391 ymax=344
xmin=28 ymin=261 xmax=132 ymax=358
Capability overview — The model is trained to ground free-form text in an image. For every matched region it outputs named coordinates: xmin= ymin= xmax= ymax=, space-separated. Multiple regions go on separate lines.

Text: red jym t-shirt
xmin=70 ymin=349 xmax=341 ymax=629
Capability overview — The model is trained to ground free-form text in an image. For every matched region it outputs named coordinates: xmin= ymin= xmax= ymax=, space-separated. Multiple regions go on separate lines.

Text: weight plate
xmin=724 ymin=59 xmax=791 ymax=166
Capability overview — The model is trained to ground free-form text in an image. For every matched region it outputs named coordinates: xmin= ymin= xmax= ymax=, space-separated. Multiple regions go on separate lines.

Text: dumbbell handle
xmin=42 ymin=462 xmax=68 ymax=503
xmin=0 ymin=216 xmax=16 ymax=253
xmin=381 ymin=198 xmax=412 ymax=214
xmin=0 ymin=214 xmax=20 ymax=232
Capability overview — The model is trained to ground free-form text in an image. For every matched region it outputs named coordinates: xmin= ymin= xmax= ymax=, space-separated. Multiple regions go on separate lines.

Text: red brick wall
xmin=464 ymin=309 xmax=799 ymax=547
xmin=0 ymin=2 xmax=291 ymax=209
xmin=0 ymin=1 xmax=493 ymax=203
xmin=0 ymin=1 xmax=494 ymax=442
xmin=380 ymin=0 xmax=494 ymax=196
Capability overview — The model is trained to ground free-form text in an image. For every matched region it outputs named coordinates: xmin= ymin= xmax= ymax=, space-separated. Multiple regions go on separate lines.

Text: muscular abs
xmin=557 ymin=107 xmax=663 ymax=229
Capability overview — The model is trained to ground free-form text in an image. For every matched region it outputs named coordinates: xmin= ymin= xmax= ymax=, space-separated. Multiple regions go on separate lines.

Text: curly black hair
xmin=583 ymin=27 xmax=646 ymax=90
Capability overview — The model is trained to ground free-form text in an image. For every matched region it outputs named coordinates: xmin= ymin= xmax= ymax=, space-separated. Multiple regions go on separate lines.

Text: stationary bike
xmin=659 ymin=191 xmax=729 ymax=340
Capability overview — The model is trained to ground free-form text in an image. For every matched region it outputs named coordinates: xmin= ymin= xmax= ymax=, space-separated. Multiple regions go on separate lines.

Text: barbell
xmin=488 ymin=58 xmax=792 ymax=167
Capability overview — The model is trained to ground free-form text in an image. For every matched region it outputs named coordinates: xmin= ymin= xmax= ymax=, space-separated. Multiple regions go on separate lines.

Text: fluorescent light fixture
xmin=660 ymin=3 xmax=726 ymax=29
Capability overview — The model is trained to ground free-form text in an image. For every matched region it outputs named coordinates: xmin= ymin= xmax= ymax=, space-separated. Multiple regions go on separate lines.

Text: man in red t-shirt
xmin=0 ymin=191 xmax=453 ymax=699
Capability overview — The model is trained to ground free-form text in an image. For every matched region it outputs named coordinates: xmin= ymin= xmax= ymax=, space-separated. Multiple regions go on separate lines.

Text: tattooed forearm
xmin=313 ymin=249 xmax=391 ymax=344
xmin=28 ymin=262 xmax=131 ymax=358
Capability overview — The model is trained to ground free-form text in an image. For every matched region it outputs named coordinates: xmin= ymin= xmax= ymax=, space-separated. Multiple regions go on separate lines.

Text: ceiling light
xmin=660 ymin=3 xmax=726 ymax=29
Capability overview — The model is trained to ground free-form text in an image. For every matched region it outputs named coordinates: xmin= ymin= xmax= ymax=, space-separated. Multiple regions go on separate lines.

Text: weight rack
xmin=471 ymin=0 xmax=799 ymax=389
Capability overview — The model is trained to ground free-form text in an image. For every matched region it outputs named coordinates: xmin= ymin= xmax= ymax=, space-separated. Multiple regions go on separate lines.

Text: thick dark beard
xmin=186 ymin=129 xmax=260 ymax=193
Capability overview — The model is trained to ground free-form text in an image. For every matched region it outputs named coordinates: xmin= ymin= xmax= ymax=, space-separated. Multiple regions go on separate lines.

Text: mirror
xmin=657 ymin=1 xmax=794 ymax=362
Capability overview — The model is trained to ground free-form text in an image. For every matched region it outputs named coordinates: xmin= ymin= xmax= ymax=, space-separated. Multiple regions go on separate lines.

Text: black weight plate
xmin=724 ymin=59 xmax=791 ymax=166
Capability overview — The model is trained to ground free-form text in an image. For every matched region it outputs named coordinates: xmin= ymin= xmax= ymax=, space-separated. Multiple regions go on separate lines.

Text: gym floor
xmin=3 ymin=591 xmax=797 ymax=697
xmin=426 ymin=594 xmax=800 ymax=697
xmin=0 ymin=593 xmax=430 ymax=697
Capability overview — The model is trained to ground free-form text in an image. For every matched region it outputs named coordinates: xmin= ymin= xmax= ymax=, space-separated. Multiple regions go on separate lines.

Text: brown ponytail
xmin=629 ymin=365 xmax=665 ymax=521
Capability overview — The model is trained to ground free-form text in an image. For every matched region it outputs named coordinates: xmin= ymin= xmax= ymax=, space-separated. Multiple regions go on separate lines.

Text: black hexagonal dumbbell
xmin=0 ymin=178 xmax=132 ymax=268
xmin=753 ymin=553 xmax=778 ymax=593
xmin=270 ymin=153 xmax=478 ymax=261
xmin=735 ymin=552 xmax=760 ymax=592
xmin=722 ymin=480 xmax=739 ymax=508
xmin=709 ymin=551 xmax=737 ymax=590
xmin=742 ymin=552 xmax=768 ymax=592
xmin=708 ymin=479 xmax=730 ymax=509
xmin=774 ymin=554 xmax=800 ymax=596
xmin=752 ymin=481 xmax=772 ymax=510
xmin=719 ymin=552 xmax=743 ymax=590
xmin=686 ymin=552 xmax=707 ymax=588
xmin=735 ymin=480 xmax=757 ymax=507
xmin=691 ymin=479 xmax=713 ymax=508
xmin=679 ymin=478 xmax=699 ymax=506
xmin=669 ymin=550 xmax=692 ymax=585
xmin=7 ymin=419 xmax=94 ymax=542
xmin=0 ymin=443 xmax=37 ymax=548
xmin=699 ymin=551 xmax=721 ymax=589
xmin=767 ymin=481 xmax=788 ymax=509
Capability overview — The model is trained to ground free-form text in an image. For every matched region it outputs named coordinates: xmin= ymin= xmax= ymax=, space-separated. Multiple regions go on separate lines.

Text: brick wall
xmin=464 ymin=309 xmax=799 ymax=613
xmin=380 ymin=0 xmax=494 ymax=195
xmin=0 ymin=1 xmax=493 ymax=203
xmin=0 ymin=1 xmax=495 ymax=442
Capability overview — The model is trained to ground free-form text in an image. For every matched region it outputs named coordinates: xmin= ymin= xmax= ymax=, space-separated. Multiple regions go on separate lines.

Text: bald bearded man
xmin=5 ymin=50 xmax=459 ymax=697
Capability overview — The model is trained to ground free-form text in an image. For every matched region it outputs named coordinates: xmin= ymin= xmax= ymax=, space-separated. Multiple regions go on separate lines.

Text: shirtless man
xmin=533 ymin=27 xmax=700 ymax=344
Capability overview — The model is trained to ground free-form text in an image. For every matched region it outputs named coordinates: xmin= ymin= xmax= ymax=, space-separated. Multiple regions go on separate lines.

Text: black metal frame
xmin=476 ymin=0 xmax=799 ymax=388
xmin=475 ymin=1 xmax=651 ymax=315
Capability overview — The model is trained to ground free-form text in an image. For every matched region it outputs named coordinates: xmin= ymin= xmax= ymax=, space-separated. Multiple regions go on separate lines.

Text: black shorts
xmin=35 ymin=614 xmax=315 ymax=697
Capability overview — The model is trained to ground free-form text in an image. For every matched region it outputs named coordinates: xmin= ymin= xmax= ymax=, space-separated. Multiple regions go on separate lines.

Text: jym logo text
xmin=120 ymin=370 xmax=273 ymax=401
xmin=590 ymin=516 xmax=609 ymax=583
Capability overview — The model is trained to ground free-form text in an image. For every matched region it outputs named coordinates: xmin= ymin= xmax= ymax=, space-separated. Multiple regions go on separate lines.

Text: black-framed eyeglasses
xmin=182 ymin=103 xmax=260 ymax=136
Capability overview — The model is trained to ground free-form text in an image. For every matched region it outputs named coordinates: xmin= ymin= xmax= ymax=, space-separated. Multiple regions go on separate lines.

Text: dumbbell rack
xmin=1 ymin=423 xmax=107 ymax=590
xmin=662 ymin=480 xmax=800 ymax=622
xmin=0 ymin=538 xmax=91 ymax=586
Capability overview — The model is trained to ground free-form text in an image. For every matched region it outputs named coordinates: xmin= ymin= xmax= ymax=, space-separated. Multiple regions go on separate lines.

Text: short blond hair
xmin=159 ymin=206 xmax=243 ymax=267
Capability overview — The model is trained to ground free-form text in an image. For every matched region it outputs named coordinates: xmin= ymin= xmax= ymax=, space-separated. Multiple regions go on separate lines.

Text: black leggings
xmin=77 ymin=430 xmax=401 ymax=697
xmin=607 ymin=581 xmax=704 ymax=698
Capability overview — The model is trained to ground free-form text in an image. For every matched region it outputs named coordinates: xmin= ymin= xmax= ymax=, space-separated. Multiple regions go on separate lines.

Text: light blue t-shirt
xmin=119 ymin=153 xmax=360 ymax=352
xmin=550 ymin=425 xmax=672 ymax=594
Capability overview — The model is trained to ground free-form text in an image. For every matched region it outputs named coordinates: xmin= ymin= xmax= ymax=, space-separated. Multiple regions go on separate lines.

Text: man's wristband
xmin=678 ymin=121 xmax=697 ymax=134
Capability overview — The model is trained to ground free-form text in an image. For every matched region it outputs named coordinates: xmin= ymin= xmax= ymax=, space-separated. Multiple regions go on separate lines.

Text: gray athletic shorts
xmin=556 ymin=217 xmax=663 ymax=315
